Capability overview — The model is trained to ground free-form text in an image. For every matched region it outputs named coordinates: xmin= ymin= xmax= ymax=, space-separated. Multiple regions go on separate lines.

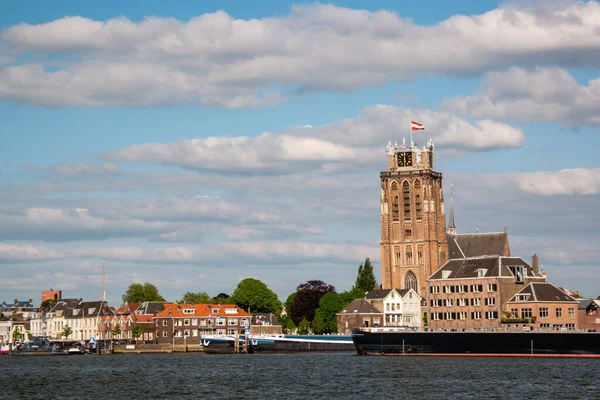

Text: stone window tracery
xmin=404 ymin=270 xmax=418 ymax=292
xmin=403 ymin=181 xmax=411 ymax=221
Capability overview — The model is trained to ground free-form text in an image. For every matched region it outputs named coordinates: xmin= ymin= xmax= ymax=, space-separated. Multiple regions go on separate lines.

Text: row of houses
xmin=336 ymin=254 xmax=600 ymax=334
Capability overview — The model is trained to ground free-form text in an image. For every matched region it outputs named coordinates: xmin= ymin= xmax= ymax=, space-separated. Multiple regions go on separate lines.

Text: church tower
xmin=379 ymin=138 xmax=449 ymax=297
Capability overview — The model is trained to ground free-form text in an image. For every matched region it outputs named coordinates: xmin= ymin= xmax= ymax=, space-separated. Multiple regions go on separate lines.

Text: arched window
xmin=403 ymin=181 xmax=411 ymax=221
xmin=405 ymin=245 xmax=413 ymax=265
xmin=394 ymin=246 xmax=402 ymax=266
xmin=417 ymin=245 xmax=424 ymax=265
xmin=415 ymin=195 xmax=422 ymax=221
xmin=405 ymin=270 xmax=418 ymax=292
xmin=391 ymin=181 xmax=399 ymax=221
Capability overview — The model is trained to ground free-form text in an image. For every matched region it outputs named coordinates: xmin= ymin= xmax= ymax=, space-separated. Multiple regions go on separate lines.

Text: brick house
xmin=577 ymin=298 xmax=600 ymax=331
xmin=426 ymin=255 xmax=546 ymax=330
xmin=506 ymin=282 xmax=579 ymax=331
xmin=153 ymin=303 xmax=251 ymax=347
xmin=337 ymin=298 xmax=383 ymax=335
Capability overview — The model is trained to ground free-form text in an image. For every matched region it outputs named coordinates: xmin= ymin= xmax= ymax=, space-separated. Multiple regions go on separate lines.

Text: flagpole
xmin=410 ymin=121 xmax=413 ymax=148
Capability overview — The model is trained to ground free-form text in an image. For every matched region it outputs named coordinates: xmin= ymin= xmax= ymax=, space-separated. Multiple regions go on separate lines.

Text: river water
xmin=1 ymin=353 xmax=598 ymax=399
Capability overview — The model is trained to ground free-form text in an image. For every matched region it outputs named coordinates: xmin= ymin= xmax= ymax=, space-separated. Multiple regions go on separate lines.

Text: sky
xmin=1 ymin=0 xmax=599 ymax=305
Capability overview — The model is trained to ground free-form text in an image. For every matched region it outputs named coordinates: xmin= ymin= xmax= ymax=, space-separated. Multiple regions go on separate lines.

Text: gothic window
xmin=414 ymin=180 xmax=421 ymax=190
xmin=404 ymin=229 xmax=412 ymax=237
xmin=391 ymin=181 xmax=399 ymax=222
xmin=417 ymin=246 xmax=423 ymax=265
xmin=394 ymin=247 xmax=401 ymax=266
xmin=405 ymin=270 xmax=418 ymax=292
xmin=405 ymin=246 xmax=413 ymax=265
xmin=403 ymin=181 xmax=411 ymax=222
xmin=415 ymin=195 xmax=422 ymax=221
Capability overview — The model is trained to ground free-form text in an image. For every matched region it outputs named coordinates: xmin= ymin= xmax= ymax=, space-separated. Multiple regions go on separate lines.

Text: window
xmin=540 ymin=308 xmax=549 ymax=318
xmin=162 ymin=331 xmax=167 ymax=337
xmin=459 ymin=312 xmax=467 ymax=320
xmin=395 ymin=250 xmax=402 ymax=266
xmin=415 ymin=194 xmax=422 ymax=221
xmin=404 ymin=229 xmax=412 ymax=238
xmin=386 ymin=303 xmax=391 ymax=311
xmin=184 ymin=319 xmax=190 ymax=326
xmin=521 ymin=308 xmax=532 ymax=319
xmin=391 ymin=182 xmax=399 ymax=222
xmin=556 ymin=308 xmax=563 ymax=318
xmin=470 ymin=284 xmax=482 ymax=293
xmin=509 ymin=265 xmax=525 ymax=283
xmin=403 ymin=181 xmax=411 ymax=221
xmin=184 ymin=330 xmax=190 ymax=337
xmin=373 ymin=318 xmax=380 ymax=326
xmin=417 ymin=246 xmax=423 ymax=265
xmin=510 ymin=308 xmax=518 ymax=318
xmin=471 ymin=312 xmax=481 ymax=320
xmin=404 ymin=271 xmax=418 ymax=292
xmin=458 ymin=299 xmax=468 ymax=307
xmin=487 ymin=284 xmax=497 ymax=292
xmin=406 ymin=246 xmax=413 ymax=265
xmin=485 ymin=311 xmax=498 ymax=319
xmin=540 ymin=323 xmax=550 ymax=329
xmin=192 ymin=330 xmax=198 ymax=337
xmin=470 ymin=298 xmax=481 ymax=306
xmin=568 ymin=308 xmax=575 ymax=319
xmin=216 ymin=318 xmax=225 ymax=326
xmin=191 ymin=319 xmax=198 ymax=325
xmin=163 ymin=320 xmax=168 ymax=326
xmin=485 ymin=297 xmax=496 ymax=306
xmin=477 ymin=269 xmax=487 ymax=277
xmin=430 ymin=286 xmax=440 ymax=294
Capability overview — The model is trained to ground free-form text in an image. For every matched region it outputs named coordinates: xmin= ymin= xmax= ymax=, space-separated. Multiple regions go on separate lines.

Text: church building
xmin=379 ymin=137 xmax=511 ymax=298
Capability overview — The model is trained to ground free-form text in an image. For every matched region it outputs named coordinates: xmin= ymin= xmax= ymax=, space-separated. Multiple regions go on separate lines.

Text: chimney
xmin=532 ymin=254 xmax=539 ymax=274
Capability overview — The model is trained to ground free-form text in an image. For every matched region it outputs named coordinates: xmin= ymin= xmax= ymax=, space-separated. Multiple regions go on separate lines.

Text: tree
xmin=213 ymin=293 xmax=230 ymax=303
xmin=112 ymin=325 xmax=121 ymax=338
xmin=12 ymin=329 xmax=23 ymax=343
xmin=289 ymin=280 xmax=335 ymax=325
xmin=180 ymin=292 xmax=213 ymax=304
xmin=313 ymin=292 xmax=347 ymax=334
xmin=354 ymin=257 xmax=377 ymax=292
xmin=122 ymin=282 xmax=166 ymax=304
xmin=278 ymin=314 xmax=296 ymax=334
xmin=298 ymin=318 xmax=311 ymax=335
xmin=228 ymin=278 xmax=282 ymax=315
xmin=62 ymin=326 xmax=72 ymax=339
xmin=132 ymin=324 xmax=142 ymax=342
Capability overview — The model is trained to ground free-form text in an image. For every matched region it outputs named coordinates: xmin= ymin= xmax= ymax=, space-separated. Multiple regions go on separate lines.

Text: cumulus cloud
xmin=105 ymin=105 xmax=524 ymax=173
xmin=0 ymin=207 xmax=175 ymax=241
xmin=514 ymin=168 xmax=600 ymax=196
xmin=442 ymin=67 xmax=600 ymax=126
xmin=2 ymin=2 xmax=600 ymax=107
xmin=0 ymin=243 xmax=63 ymax=263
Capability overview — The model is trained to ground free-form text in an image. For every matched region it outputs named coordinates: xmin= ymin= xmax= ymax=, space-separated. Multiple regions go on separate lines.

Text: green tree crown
xmin=228 ymin=278 xmax=282 ymax=315
xmin=122 ymin=282 xmax=166 ymax=304
xmin=354 ymin=257 xmax=377 ymax=292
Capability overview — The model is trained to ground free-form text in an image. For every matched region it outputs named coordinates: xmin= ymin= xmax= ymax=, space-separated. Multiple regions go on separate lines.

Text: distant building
xmin=364 ymin=288 xmax=422 ymax=330
xmin=507 ymin=282 xmax=579 ymax=331
xmin=337 ymin=298 xmax=383 ymax=335
xmin=251 ymin=313 xmax=282 ymax=335
xmin=64 ymin=301 xmax=113 ymax=341
xmin=42 ymin=289 xmax=62 ymax=303
xmin=577 ymin=298 xmax=600 ymax=331
xmin=426 ymin=255 xmax=546 ymax=330
xmin=153 ymin=303 xmax=251 ymax=347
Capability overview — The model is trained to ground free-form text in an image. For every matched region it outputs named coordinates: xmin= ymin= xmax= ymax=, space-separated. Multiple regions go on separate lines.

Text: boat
xmin=9 ymin=339 xmax=90 ymax=356
xmin=1 ymin=344 xmax=10 ymax=355
xmin=200 ymin=334 xmax=355 ymax=354
xmin=351 ymin=327 xmax=600 ymax=357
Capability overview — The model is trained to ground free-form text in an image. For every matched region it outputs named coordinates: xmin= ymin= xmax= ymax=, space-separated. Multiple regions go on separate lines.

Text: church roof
xmin=429 ymin=256 xmax=542 ymax=280
xmin=447 ymin=231 xmax=510 ymax=259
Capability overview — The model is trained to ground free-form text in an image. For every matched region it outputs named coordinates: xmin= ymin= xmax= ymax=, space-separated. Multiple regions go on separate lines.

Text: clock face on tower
xmin=397 ymin=152 xmax=413 ymax=167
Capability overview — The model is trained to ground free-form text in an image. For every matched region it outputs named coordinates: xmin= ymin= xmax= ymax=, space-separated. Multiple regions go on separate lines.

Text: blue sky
xmin=1 ymin=0 xmax=599 ymax=305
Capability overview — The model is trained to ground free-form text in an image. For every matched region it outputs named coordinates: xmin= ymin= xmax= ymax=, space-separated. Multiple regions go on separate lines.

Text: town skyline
xmin=1 ymin=0 xmax=599 ymax=304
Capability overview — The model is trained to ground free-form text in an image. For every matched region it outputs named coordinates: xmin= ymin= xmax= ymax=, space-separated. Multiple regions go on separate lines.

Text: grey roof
xmin=365 ymin=289 xmax=392 ymax=300
xmin=134 ymin=301 xmax=165 ymax=315
xmin=65 ymin=301 xmax=113 ymax=318
xmin=578 ymin=299 xmax=594 ymax=310
xmin=508 ymin=282 xmax=578 ymax=303
xmin=397 ymin=289 xmax=410 ymax=297
xmin=447 ymin=232 xmax=510 ymax=259
xmin=430 ymin=256 xmax=539 ymax=280
xmin=340 ymin=298 xmax=382 ymax=314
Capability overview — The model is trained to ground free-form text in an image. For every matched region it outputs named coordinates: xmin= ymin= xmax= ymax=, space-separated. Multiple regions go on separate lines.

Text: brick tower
xmin=379 ymin=138 xmax=448 ymax=296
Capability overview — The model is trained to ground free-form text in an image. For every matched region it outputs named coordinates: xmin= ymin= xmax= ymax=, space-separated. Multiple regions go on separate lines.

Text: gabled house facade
xmin=507 ymin=282 xmax=579 ymax=331
xmin=364 ymin=288 xmax=422 ymax=329
xmin=337 ymin=298 xmax=383 ymax=335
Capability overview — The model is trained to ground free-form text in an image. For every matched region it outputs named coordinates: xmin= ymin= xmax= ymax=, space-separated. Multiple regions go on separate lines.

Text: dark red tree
xmin=289 ymin=280 xmax=335 ymax=325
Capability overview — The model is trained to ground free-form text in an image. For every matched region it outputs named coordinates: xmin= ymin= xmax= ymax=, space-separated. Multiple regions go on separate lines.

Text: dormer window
xmin=442 ymin=270 xmax=451 ymax=279
xmin=477 ymin=269 xmax=487 ymax=277
xmin=509 ymin=265 xmax=525 ymax=284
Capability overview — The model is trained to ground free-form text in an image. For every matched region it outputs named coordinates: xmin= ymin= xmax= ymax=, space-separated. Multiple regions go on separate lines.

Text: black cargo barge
xmin=352 ymin=328 xmax=600 ymax=357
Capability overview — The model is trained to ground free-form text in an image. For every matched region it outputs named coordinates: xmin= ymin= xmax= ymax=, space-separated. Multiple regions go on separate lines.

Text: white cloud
xmin=0 ymin=243 xmax=63 ymax=263
xmin=105 ymin=105 xmax=524 ymax=173
xmin=2 ymin=2 xmax=600 ymax=107
xmin=514 ymin=168 xmax=600 ymax=196
xmin=442 ymin=67 xmax=600 ymax=126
